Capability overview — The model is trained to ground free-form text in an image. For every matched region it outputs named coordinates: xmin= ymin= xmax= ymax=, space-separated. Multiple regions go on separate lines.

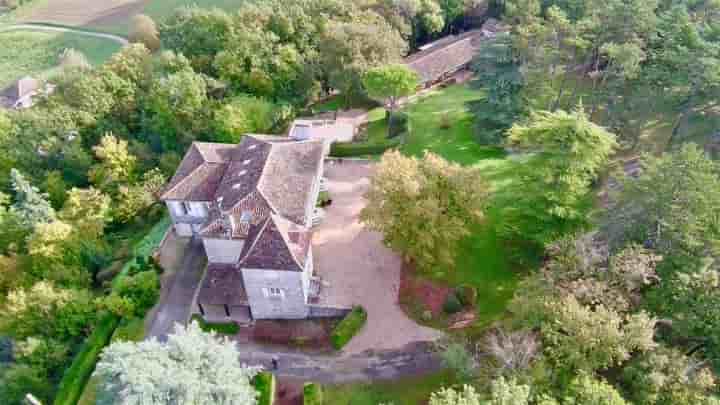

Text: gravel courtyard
xmin=313 ymin=160 xmax=443 ymax=355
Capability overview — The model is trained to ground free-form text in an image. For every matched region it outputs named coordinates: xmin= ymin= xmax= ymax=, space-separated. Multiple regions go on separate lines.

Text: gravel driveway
xmin=313 ymin=161 xmax=443 ymax=355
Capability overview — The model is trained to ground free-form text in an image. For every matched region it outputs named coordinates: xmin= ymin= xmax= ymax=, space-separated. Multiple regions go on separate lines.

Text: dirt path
xmin=0 ymin=23 xmax=128 ymax=45
xmin=313 ymin=161 xmax=444 ymax=355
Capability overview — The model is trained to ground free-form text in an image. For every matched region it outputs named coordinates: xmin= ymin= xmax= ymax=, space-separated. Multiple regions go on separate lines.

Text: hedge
xmin=388 ymin=111 xmax=410 ymax=138
xmin=190 ymin=314 xmax=240 ymax=335
xmin=303 ymin=383 xmax=323 ymax=405
xmin=252 ymin=372 xmax=276 ymax=405
xmin=53 ymin=313 xmax=120 ymax=405
xmin=329 ymin=140 xmax=401 ymax=157
xmin=112 ymin=216 xmax=171 ymax=288
xmin=330 ymin=306 xmax=367 ymax=350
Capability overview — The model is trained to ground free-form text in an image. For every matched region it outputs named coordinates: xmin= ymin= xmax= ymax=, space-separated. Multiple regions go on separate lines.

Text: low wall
xmin=307 ymin=305 xmax=352 ymax=318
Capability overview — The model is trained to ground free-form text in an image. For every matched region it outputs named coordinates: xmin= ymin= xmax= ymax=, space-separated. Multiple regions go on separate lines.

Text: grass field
xmin=6 ymin=0 xmax=250 ymax=35
xmin=0 ymin=29 xmax=121 ymax=89
xmin=323 ymin=370 xmax=459 ymax=405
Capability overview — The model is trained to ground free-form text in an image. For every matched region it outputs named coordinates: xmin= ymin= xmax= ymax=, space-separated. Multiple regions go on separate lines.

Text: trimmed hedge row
xmin=330 ymin=306 xmax=367 ymax=350
xmin=190 ymin=314 xmax=240 ymax=335
xmin=252 ymin=372 xmax=276 ymax=405
xmin=329 ymin=140 xmax=401 ymax=157
xmin=53 ymin=313 xmax=120 ymax=405
xmin=303 ymin=383 xmax=323 ymax=405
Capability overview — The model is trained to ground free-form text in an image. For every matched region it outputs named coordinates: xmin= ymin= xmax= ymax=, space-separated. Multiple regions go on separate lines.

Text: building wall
xmin=203 ymin=238 xmax=245 ymax=264
xmin=303 ymin=161 xmax=324 ymax=226
xmin=242 ymin=268 xmax=309 ymax=319
xmin=166 ymin=201 xmax=209 ymax=236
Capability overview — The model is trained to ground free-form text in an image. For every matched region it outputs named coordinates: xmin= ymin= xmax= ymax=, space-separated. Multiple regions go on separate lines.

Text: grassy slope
xmin=323 ymin=370 xmax=458 ymax=405
xmin=0 ymin=29 xmax=120 ymax=89
xmin=98 ymin=0 xmax=250 ymax=35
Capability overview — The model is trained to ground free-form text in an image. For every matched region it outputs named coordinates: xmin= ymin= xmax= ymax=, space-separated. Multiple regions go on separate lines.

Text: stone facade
xmin=242 ymin=267 xmax=310 ymax=319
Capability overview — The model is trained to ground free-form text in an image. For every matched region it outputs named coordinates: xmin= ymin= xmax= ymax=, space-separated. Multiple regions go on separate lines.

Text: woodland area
xmin=0 ymin=0 xmax=718 ymax=403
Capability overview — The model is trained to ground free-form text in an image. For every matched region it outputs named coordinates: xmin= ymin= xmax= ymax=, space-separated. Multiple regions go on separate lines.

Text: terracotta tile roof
xmin=405 ymin=29 xmax=484 ymax=84
xmin=258 ymin=140 xmax=325 ymax=225
xmin=197 ymin=263 xmax=249 ymax=306
xmin=241 ymin=215 xmax=310 ymax=272
xmin=215 ymin=136 xmax=272 ymax=211
xmin=160 ymin=143 xmax=234 ymax=201
xmin=163 ymin=135 xmax=322 ymax=271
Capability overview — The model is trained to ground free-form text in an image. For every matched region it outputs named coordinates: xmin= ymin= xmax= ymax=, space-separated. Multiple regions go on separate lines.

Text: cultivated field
xmin=0 ymin=29 xmax=122 ymax=88
xmin=9 ymin=0 xmax=249 ymax=35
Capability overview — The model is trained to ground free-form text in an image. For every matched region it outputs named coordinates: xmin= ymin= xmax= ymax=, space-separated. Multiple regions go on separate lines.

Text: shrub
xmin=303 ymin=383 xmax=323 ymax=405
xmin=329 ymin=140 xmax=401 ymax=157
xmin=330 ymin=306 xmax=367 ymax=350
xmin=441 ymin=341 xmax=476 ymax=380
xmin=388 ymin=112 xmax=410 ymax=138
xmin=455 ymin=285 xmax=477 ymax=307
xmin=113 ymin=270 xmax=160 ymax=316
xmin=443 ymin=292 xmax=463 ymax=314
xmin=439 ymin=112 xmax=451 ymax=130
xmin=129 ymin=14 xmax=160 ymax=52
xmin=190 ymin=315 xmax=240 ymax=335
xmin=53 ymin=314 xmax=120 ymax=405
xmin=252 ymin=372 xmax=275 ymax=405
xmin=317 ymin=191 xmax=332 ymax=207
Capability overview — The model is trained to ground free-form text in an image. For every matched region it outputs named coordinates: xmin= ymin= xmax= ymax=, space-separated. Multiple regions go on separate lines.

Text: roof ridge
xmin=239 ymin=216 xmax=272 ymax=266
xmin=406 ymin=30 xmax=482 ymax=65
xmin=160 ymin=144 xmax=205 ymax=200
xmin=270 ymin=214 xmax=306 ymax=270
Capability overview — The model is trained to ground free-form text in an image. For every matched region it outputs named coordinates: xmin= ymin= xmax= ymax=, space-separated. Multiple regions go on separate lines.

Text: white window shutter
xmin=262 ymin=288 xmax=268 ymax=298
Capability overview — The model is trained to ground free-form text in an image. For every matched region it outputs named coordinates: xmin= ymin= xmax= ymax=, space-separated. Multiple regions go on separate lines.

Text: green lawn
xmin=0 ymin=29 xmax=121 ymax=89
xmin=397 ymin=84 xmax=537 ymax=327
xmin=323 ymin=370 xmax=459 ymax=405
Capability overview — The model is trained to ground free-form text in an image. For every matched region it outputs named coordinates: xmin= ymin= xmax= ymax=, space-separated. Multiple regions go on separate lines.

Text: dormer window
xmin=240 ymin=211 xmax=252 ymax=223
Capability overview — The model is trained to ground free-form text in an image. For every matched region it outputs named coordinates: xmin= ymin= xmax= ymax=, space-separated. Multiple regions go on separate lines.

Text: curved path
xmin=236 ymin=340 xmax=443 ymax=384
xmin=0 ymin=23 xmax=128 ymax=45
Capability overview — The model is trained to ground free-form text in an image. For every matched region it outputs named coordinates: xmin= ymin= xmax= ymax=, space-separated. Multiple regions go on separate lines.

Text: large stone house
xmin=160 ymin=135 xmax=340 ymax=321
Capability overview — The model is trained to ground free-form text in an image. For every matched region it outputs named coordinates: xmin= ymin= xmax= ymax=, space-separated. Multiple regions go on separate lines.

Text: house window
xmin=263 ymin=287 xmax=284 ymax=300
xmin=182 ymin=202 xmax=192 ymax=215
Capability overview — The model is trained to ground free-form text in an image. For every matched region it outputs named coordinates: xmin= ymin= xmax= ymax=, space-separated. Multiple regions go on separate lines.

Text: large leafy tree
xmin=363 ymin=64 xmax=419 ymax=115
xmin=602 ymin=144 xmax=720 ymax=260
xmin=9 ymin=169 xmax=56 ymax=230
xmin=645 ymin=266 xmax=720 ymax=371
xmin=502 ymin=107 xmax=616 ymax=246
xmin=361 ymin=150 xmax=487 ymax=271
xmin=96 ymin=322 xmax=260 ymax=405
xmin=622 ymin=346 xmax=718 ymax=405
xmin=320 ymin=11 xmax=407 ymax=107
xmin=470 ymin=33 xmax=526 ymax=145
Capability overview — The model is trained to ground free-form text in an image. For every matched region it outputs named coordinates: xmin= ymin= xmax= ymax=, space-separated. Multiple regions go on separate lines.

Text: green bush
xmin=329 ymin=140 xmax=401 ymax=157
xmin=388 ymin=111 xmax=410 ymax=138
xmin=113 ymin=270 xmax=160 ymax=317
xmin=252 ymin=372 xmax=275 ymax=405
xmin=190 ymin=315 xmax=240 ymax=335
xmin=455 ymin=285 xmax=477 ymax=307
xmin=330 ymin=306 xmax=367 ymax=350
xmin=443 ymin=293 xmax=463 ymax=314
xmin=303 ymin=383 xmax=323 ymax=405
xmin=53 ymin=314 xmax=120 ymax=405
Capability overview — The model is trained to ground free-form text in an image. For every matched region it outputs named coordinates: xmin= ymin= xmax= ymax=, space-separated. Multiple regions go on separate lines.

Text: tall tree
xmin=602 ymin=144 xmax=720 ymax=260
xmin=320 ymin=11 xmax=407 ymax=107
xmin=502 ymin=107 xmax=616 ymax=246
xmin=96 ymin=322 xmax=260 ymax=404
xmin=9 ymin=169 xmax=55 ymax=229
xmin=361 ymin=150 xmax=487 ymax=271
xmin=363 ymin=64 xmax=419 ymax=115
